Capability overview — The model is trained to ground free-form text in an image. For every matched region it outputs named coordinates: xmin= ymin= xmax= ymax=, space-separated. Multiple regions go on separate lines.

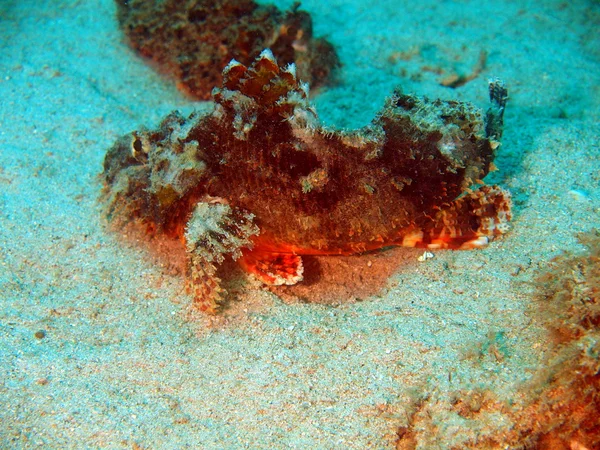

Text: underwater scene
xmin=1 ymin=0 xmax=599 ymax=448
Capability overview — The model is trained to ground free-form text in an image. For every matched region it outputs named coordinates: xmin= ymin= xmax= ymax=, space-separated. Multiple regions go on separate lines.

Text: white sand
xmin=1 ymin=0 xmax=598 ymax=448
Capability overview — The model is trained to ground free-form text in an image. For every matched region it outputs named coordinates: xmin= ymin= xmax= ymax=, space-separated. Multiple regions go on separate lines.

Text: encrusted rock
xmin=116 ymin=0 xmax=339 ymax=99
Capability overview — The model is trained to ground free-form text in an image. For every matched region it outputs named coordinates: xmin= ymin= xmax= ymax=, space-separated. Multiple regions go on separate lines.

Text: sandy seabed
xmin=1 ymin=0 xmax=599 ymax=448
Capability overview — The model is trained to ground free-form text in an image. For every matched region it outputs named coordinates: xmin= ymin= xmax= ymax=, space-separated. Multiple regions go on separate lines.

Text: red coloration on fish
xmin=103 ymin=50 xmax=511 ymax=313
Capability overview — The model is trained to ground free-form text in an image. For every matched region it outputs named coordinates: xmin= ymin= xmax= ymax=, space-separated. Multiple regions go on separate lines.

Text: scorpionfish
xmin=103 ymin=49 xmax=512 ymax=314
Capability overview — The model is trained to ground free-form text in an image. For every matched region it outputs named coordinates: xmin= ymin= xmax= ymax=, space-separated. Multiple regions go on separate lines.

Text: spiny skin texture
xmin=116 ymin=0 xmax=339 ymax=100
xmin=103 ymin=50 xmax=511 ymax=313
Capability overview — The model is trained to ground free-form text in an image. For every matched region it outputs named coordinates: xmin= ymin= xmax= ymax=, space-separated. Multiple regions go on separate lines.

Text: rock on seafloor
xmin=116 ymin=0 xmax=340 ymax=100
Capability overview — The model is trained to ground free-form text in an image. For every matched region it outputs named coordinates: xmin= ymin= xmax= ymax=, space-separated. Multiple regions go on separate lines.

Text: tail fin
xmin=401 ymin=185 xmax=512 ymax=250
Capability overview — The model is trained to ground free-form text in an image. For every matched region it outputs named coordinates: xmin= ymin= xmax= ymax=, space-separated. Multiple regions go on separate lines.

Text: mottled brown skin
xmin=103 ymin=50 xmax=511 ymax=313
xmin=115 ymin=0 xmax=339 ymax=100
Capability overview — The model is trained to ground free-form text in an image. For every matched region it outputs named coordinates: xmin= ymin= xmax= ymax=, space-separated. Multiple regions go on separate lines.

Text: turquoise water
xmin=1 ymin=1 xmax=598 ymax=448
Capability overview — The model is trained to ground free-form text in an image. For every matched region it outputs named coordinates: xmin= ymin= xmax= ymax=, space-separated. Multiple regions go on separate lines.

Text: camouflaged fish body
xmin=103 ymin=49 xmax=511 ymax=313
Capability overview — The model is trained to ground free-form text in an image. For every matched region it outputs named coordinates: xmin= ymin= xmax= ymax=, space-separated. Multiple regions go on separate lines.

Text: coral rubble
xmin=102 ymin=50 xmax=511 ymax=313
xmin=116 ymin=0 xmax=339 ymax=100
xmin=395 ymin=231 xmax=600 ymax=449
xmin=521 ymin=230 xmax=600 ymax=448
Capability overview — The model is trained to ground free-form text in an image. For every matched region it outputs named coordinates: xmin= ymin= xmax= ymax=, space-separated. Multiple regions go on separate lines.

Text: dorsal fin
xmin=212 ymin=49 xmax=308 ymax=115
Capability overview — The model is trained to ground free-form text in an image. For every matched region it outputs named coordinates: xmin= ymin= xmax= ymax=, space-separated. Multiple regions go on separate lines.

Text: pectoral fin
xmin=184 ymin=201 xmax=259 ymax=314
xmin=239 ymin=250 xmax=304 ymax=286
